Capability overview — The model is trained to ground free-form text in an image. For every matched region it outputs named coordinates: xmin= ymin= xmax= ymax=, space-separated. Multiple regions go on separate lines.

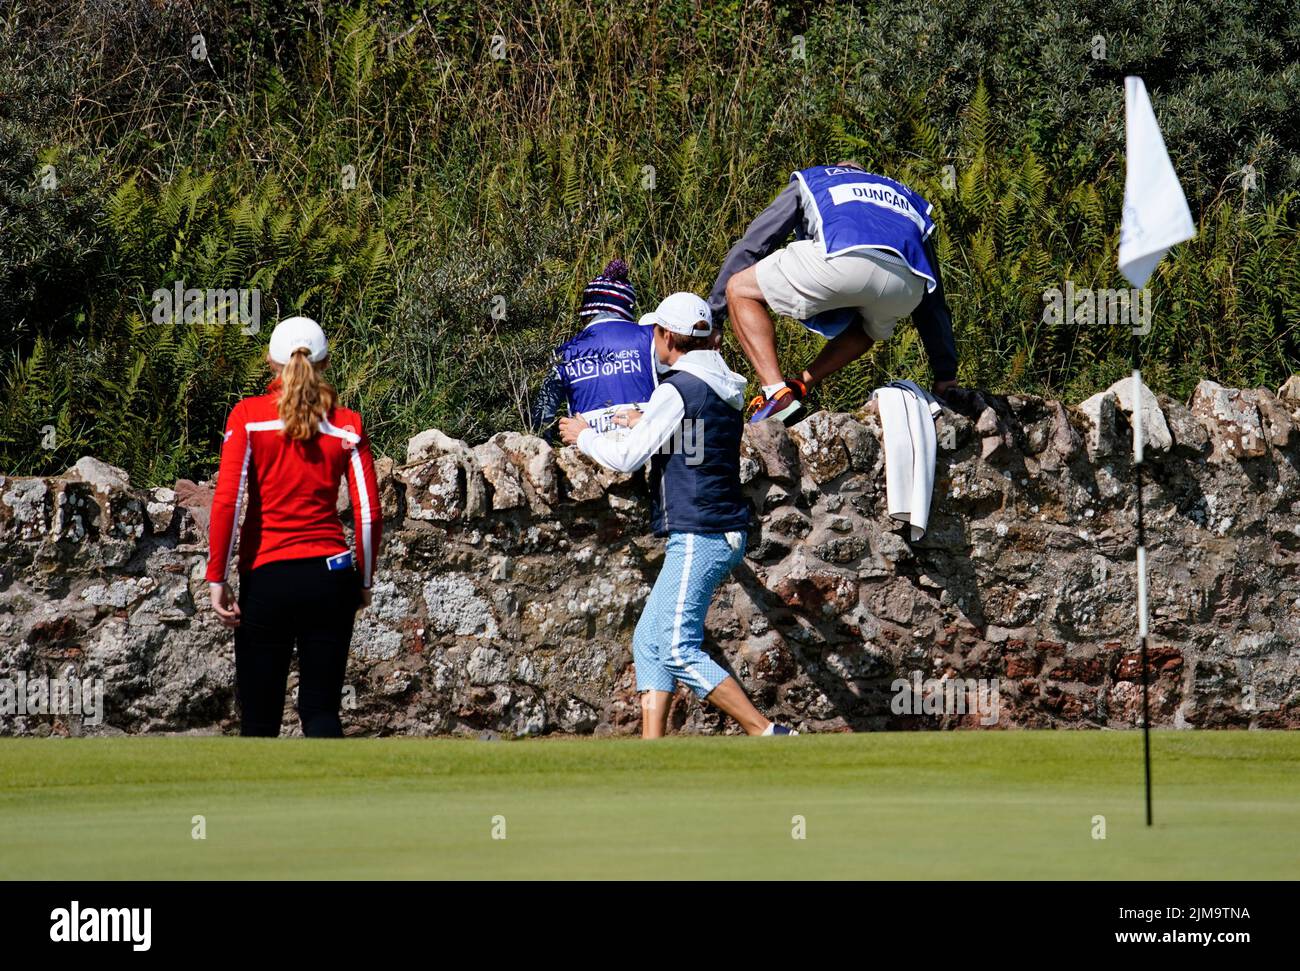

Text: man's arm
xmin=530 ymin=365 xmax=566 ymax=443
xmin=912 ymin=235 xmax=958 ymax=385
xmin=576 ymin=383 xmax=684 ymax=474
xmin=708 ymin=182 xmax=803 ymax=321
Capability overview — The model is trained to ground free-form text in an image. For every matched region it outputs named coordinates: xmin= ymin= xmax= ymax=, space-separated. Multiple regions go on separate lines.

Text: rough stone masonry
xmin=2 ymin=376 xmax=1299 ymax=736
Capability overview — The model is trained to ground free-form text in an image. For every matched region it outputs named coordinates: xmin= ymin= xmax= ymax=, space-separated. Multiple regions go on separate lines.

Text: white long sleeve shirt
xmin=576 ymin=382 xmax=684 ymax=473
xmin=576 ymin=350 xmax=748 ymax=474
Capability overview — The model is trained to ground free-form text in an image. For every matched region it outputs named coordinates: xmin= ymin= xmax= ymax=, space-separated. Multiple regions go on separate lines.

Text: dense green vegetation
xmin=2 ymin=733 xmax=1297 ymax=878
xmin=2 ymin=0 xmax=1297 ymax=485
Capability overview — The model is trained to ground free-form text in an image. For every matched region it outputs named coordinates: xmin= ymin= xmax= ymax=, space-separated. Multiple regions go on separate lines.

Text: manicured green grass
xmin=1 ymin=732 xmax=1296 ymax=880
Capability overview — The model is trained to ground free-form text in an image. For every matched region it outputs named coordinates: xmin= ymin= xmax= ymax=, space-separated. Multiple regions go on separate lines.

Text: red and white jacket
xmin=205 ymin=384 xmax=382 ymax=587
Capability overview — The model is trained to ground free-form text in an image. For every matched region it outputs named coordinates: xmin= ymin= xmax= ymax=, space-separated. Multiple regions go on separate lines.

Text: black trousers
xmin=234 ymin=556 xmax=361 ymax=738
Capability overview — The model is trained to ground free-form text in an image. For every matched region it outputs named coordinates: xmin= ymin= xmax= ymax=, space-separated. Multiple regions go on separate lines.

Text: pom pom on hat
xmin=579 ymin=259 xmax=636 ymax=321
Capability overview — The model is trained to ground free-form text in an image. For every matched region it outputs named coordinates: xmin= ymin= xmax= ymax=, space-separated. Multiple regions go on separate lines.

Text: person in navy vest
xmin=709 ymin=162 xmax=959 ymax=425
xmin=531 ymin=259 xmax=657 ymax=442
xmin=559 ymin=292 xmax=798 ymax=738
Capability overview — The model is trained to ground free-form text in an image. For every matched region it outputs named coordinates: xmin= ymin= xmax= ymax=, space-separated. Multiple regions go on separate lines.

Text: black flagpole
xmin=1132 ymin=331 xmax=1152 ymax=826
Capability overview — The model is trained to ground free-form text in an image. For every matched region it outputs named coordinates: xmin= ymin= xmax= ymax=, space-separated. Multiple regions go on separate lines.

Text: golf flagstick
xmin=1117 ymin=76 xmax=1195 ymax=826
xmin=1132 ymin=337 xmax=1151 ymax=826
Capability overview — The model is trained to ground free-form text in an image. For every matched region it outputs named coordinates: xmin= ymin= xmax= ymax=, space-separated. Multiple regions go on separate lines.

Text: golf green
xmin=1 ymin=731 xmax=1296 ymax=879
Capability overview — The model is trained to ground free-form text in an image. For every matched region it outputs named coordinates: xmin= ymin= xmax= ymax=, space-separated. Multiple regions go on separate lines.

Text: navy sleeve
xmin=912 ymin=235 xmax=958 ymax=382
xmin=530 ymin=365 xmax=566 ymax=442
xmin=708 ymin=182 xmax=803 ymax=321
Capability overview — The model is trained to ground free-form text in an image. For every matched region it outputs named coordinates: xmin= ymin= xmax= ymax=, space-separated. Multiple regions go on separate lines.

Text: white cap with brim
xmin=639 ymin=291 xmax=713 ymax=338
xmin=268 ymin=316 xmax=328 ymax=364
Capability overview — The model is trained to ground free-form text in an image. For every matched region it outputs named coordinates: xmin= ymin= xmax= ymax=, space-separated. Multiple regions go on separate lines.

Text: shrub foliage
xmin=1 ymin=0 xmax=1297 ymax=482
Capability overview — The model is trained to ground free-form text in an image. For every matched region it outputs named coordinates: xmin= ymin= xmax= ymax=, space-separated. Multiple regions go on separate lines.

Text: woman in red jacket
xmin=206 ymin=316 xmax=382 ymax=737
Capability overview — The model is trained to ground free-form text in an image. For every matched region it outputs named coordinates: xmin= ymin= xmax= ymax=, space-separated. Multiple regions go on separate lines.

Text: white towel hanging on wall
xmin=871 ymin=380 xmax=942 ymax=541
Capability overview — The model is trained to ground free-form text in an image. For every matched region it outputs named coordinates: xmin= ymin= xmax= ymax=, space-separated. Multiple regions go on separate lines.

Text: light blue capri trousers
xmin=631 ymin=530 xmax=746 ymax=697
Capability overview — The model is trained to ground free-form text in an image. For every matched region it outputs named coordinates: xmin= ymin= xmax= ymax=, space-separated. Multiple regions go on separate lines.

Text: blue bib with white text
xmin=556 ymin=317 xmax=657 ymax=428
xmin=794 ymin=166 xmax=937 ymax=291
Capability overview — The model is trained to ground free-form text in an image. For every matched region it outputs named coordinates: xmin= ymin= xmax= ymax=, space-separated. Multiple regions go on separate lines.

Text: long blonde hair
xmin=277 ymin=349 xmax=337 ymax=442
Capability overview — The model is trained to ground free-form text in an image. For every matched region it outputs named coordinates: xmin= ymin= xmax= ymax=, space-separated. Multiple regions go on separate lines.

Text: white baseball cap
xmin=268 ymin=316 xmax=328 ymax=364
xmin=639 ymin=292 xmax=713 ymax=337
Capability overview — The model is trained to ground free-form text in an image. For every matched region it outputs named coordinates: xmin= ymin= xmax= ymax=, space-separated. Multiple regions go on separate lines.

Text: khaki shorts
xmin=755 ymin=239 xmax=926 ymax=340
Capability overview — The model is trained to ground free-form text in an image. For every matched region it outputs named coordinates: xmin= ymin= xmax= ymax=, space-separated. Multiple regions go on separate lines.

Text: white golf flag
xmin=1118 ymin=76 xmax=1195 ymax=289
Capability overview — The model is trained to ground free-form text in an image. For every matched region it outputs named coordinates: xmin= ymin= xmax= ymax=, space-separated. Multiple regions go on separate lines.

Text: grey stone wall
xmin=2 ymin=376 xmax=1298 ymax=736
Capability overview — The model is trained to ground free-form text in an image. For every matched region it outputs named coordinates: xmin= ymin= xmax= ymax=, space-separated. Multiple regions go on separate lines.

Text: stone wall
xmin=2 ymin=376 xmax=1299 ymax=736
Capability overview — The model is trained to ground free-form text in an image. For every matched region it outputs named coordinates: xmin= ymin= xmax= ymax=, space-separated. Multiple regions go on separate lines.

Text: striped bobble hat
xmin=579 ymin=259 xmax=637 ymax=321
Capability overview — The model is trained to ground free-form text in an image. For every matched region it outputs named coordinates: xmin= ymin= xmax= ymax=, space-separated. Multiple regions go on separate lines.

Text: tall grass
xmin=1 ymin=0 xmax=1297 ymax=484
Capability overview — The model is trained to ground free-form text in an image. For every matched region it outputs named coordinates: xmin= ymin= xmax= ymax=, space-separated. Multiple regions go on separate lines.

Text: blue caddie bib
xmin=793 ymin=166 xmax=938 ymax=292
xmin=556 ymin=317 xmax=658 ymax=433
